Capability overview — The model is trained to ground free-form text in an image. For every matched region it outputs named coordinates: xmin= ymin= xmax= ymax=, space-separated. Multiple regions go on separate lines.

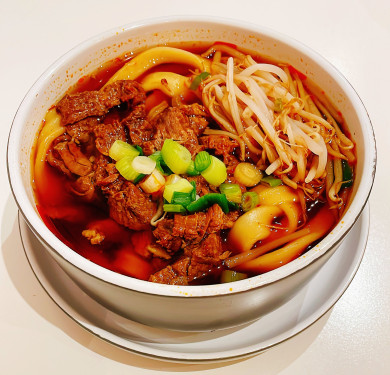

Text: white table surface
xmin=1 ymin=0 xmax=389 ymax=373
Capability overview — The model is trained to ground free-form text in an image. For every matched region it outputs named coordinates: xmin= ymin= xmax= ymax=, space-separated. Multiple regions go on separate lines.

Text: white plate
xmin=19 ymin=206 xmax=369 ymax=363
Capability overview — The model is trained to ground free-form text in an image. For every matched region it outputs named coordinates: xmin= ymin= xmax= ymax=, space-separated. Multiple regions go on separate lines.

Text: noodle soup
xmin=33 ymin=42 xmax=355 ymax=285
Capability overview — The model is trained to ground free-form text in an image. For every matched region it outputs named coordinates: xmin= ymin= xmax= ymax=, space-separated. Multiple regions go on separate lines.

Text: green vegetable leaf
xmin=190 ymin=71 xmax=210 ymax=90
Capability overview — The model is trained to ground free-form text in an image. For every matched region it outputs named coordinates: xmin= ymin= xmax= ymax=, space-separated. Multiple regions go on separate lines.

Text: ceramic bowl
xmin=7 ymin=16 xmax=376 ymax=331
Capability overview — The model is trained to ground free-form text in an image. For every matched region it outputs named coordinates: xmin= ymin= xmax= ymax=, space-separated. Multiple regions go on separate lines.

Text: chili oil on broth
xmin=31 ymin=42 xmax=355 ymax=285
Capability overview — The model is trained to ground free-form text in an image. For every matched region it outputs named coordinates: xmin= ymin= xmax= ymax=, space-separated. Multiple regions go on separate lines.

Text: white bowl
xmin=7 ymin=16 xmax=376 ymax=331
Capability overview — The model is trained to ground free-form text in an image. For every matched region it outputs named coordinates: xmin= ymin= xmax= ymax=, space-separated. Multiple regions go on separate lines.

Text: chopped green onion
xmin=109 ymin=140 xmax=139 ymax=161
xmin=161 ymin=139 xmax=192 ymax=174
xmin=148 ymin=151 xmax=162 ymax=162
xmin=190 ymin=71 xmax=210 ymax=90
xmin=171 ymin=191 xmax=193 ymax=207
xmin=134 ymin=145 xmax=144 ymax=156
xmin=194 ymin=151 xmax=211 ymax=172
xmin=163 ymin=204 xmax=187 ymax=213
xmin=201 ymin=156 xmax=227 ymax=187
xmin=133 ymin=173 xmax=146 ymax=184
xmin=186 ymin=160 xmax=200 ymax=176
xmin=139 ymin=169 xmax=166 ymax=193
xmin=186 ymin=193 xmax=229 ymax=213
xmin=165 ymin=173 xmax=182 ymax=186
xmin=190 ymin=181 xmax=197 ymax=201
xmin=132 ymin=156 xmax=156 ymax=174
xmin=261 ymin=175 xmax=282 ymax=187
xmin=234 ymin=162 xmax=263 ymax=187
xmin=163 ymin=177 xmax=194 ymax=203
xmin=241 ymin=191 xmax=259 ymax=212
xmin=274 ymin=98 xmax=284 ymax=112
xmin=219 ymin=183 xmax=242 ymax=204
xmin=149 ymin=151 xmax=172 ymax=176
xmin=341 ymin=160 xmax=353 ymax=188
xmin=220 ymin=270 xmax=248 ymax=283
xmin=115 ymin=156 xmax=142 ymax=182
xmin=227 ymin=201 xmax=240 ymax=211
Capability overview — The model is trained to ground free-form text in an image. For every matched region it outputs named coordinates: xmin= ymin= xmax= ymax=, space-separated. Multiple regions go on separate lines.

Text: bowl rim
xmin=7 ymin=15 xmax=377 ymax=298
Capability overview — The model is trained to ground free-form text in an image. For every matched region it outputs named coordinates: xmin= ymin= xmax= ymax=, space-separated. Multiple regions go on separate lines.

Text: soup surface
xmin=33 ymin=42 xmax=355 ymax=285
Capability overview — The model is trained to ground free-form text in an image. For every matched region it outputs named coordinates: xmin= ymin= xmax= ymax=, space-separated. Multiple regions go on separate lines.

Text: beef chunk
xmin=200 ymin=134 xmax=239 ymax=166
xmin=100 ymin=80 xmax=145 ymax=108
xmin=148 ymin=257 xmax=190 ymax=285
xmin=56 ymin=80 xmax=145 ymax=126
xmin=47 ymin=137 xmax=92 ymax=177
xmin=180 ymin=103 xmax=210 ymax=136
xmin=94 ymin=154 xmax=117 ymax=185
xmin=122 ymin=104 xmax=154 ymax=145
xmin=172 ymin=213 xmax=209 ymax=243
xmin=70 ymin=174 xmax=96 ymax=201
xmin=107 ymin=181 xmax=157 ymax=231
xmin=152 ymin=204 xmax=236 ymax=255
xmin=141 ymin=104 xmax=209 ymax=156
xmin=152 ymin=219 xmax=182 ymax=252
xmin=149 ymin=233 xmax=226 ymax=285
xmin=121 ymin=102 xmax=209 ymax=156
xmin=93 ymin=120 xmax=127 ymax=156
xmin=66 ymin=117 xmax=98 ymax=144
xmin=189 ymin=232 xmax=225 ymax=267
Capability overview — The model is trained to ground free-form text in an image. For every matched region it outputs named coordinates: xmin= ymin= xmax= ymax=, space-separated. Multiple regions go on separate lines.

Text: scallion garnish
xmin=341 ymin=159 xmax=353 ymax=188
xmin=163 ymin=177 xmax=194 ymax=203
xmin=163 ymin=204 xmax=187 ymax=214
xmin=134 ymin=145 xmax=144 ymax=156
xmin=233 ymin=162 xmax=263 ymax=187
xmin=190 ymin=71 xmax=210 ymax=90
xmin=261 ymin=175 xmax=282 ymax=187
xmin=149 ymin=151 xmax=172 ymax=176
xmin=194 ymin=151 xmax=211 ymax=172
xmin=109 ymin=140 xmax=140 ymax=161
xmin=133 ymin=173 xmax=146 ymax=184
xmin=241 ymin=191 xmax=259 ymax=212
xmin=161 ymin=139 xmax=192 ymax=174
xmin=201 ymin=156 xmax=227 ymax=187
xmin=219 ymin=183 xmax=242 ymax=204
xmin=186 ymin=160 xmax=200 ymax=176
xmin=190 ymin=181 xmax=197 ymax=201
xmin=186 ymin=193 xmax=229 ymax=214
xmin=171 ymin=191 xmax=193 ymax=207
xmin=132 ymin=155 xmax=156 ymax=174
xmin=115 ymin=156 xmax=142 ymax=182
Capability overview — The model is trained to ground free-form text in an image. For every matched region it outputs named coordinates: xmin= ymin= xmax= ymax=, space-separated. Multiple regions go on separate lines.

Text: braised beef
xmin=180 ymin=103 xmax=210 ymax=136
xmin=47 ymin=135 xmax=73 ymax=177
xmin=152 ymin=204 xmax=236 ymax=253
xmin=106 ymin=181 xmax=157 ymax=231
xmin=149 ymin=258 xmax=190 ymax=285
xmin=56 ymin=80 xmax=145 ymax=126
xmin=149 ymin=233 xmax=227 ymax=285
xmin=70 ymin=174 xmax=96 ymax=201
xmin=93 ymin=120 xmax=127 ymax=156
xmin=200 ymin=134 xmax=239 ymax=167
xmin=152 ymin=219 xmax=182 ymax=252
xmin=67 ymin=117 xmax=98 ymax=144
xmin=48 ymin=138 xmax=92 ymax=177
xmin=122 ymin=104 xmax=154 ymax=145
xmin=172 ymin=213 xmax=208 ymax=243
xmin=94 ymin=154 xmax=118 ymax=187
xmin=140 ymin=104 xmax=209 ymax=156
